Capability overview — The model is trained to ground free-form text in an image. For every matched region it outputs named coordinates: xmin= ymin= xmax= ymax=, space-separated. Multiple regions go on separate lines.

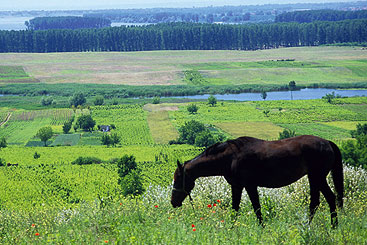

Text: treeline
xmin=1 ymin=82 xmax=367 ymax=98
xmin=275 ymin=9 xmax=367 ymax=23
xmin=0 ymin=20 xmax=366 ymax=53
xmin=25 ymin=16 xmax=111 ymax=30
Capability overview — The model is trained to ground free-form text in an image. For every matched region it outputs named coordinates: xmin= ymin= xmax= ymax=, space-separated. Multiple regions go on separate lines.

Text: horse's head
xmin=171 ymin=160 xmax=195 ymax=208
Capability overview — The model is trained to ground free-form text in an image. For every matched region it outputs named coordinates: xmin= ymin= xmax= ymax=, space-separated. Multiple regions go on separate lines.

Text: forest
xmin=25 ymin=16 xmax=111 ymax=30
xmin=0 ymin=19 xmax=366 ymax=53
xmin=275 ymin=9 xmax=367 ymax=23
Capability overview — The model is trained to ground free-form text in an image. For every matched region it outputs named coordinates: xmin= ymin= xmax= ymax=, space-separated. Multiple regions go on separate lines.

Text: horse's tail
xmin=329 ymin=140 xmax=344 ymax=209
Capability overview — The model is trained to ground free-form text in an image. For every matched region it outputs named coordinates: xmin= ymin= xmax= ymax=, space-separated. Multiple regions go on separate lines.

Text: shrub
xmin=93 ymin=96 xmax=104 ymax=106
xmin=63 ymin=121 xmax=72 ymax=134
xmin=71 ymin=156 xmax=103 ymax=165
xmin=0 ymin=158 xmax=5 ymax=167
xmin=76 ymin=114 xmax=96 ymax=132
xmin=178 ymin=120 xmax=206 ymax=145
xmin=152 ymin=96 xmax=160 ymax=104
xmin=117 ymin=155 xmax=145 ymax=196
xmin=195 ymin=130 xmax=217 ymax=147
xmin=278 ymin=128 xmax=296 ymax=140
xmin=187 ymin=104 xmax=198 ymax=114
xmin=33 ymin=152 xmax=41 ymax=159
xmin=208 ymin=95 xmax=217 ymax=106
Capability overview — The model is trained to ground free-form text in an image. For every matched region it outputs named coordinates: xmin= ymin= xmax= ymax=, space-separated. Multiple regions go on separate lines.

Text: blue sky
xmin=0 ymin=0 xmax=359 ymax=11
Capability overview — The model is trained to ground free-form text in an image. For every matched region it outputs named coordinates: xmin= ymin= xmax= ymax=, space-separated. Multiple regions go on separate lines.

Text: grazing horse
xmin=171 ymin=135 xmax=344 ymax=227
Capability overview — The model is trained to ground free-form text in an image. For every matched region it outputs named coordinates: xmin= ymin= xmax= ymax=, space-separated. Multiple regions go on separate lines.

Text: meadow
xmin=1 ymin=47 xmax=367 ymax=243
xmin=0 ymin=47 xmax=367 ymax=87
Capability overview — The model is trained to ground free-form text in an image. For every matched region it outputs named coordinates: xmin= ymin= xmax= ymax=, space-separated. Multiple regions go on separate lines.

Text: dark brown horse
xmin=171 ymin=135 xmax=344 ymax=227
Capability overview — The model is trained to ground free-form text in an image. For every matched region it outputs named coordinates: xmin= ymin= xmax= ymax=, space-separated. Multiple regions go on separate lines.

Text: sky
xmin=0 ymin=0 xmax=360 ymax=11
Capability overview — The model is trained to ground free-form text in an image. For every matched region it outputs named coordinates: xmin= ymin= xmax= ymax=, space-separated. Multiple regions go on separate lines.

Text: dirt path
xmin=0 ymin=113 xmax=11 ymax=127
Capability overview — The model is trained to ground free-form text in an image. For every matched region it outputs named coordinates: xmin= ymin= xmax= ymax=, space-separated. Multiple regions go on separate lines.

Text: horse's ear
xmin=177 ymin=160 xmax=183 ymax=170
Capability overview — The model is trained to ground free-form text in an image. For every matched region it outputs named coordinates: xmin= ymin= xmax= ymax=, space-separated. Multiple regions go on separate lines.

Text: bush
xmin=152 ymin=96 xmax=160 ymax=104
xmin=178 ymin=120 xmax=206 ymax=145
xmin=117 ymin=155 xmax=144 ymax=196
xmin=76 ymin=114 xmax=96 ymax=132
xmin=0 ymin=137 xmax=7 ymax=149
xmin=40 ymin=96 xmax=54 ymax=106
xmin=33 ymin=152 xmax=41 ymax=159
xmin=187 ymin=104 xmax=198 ymax=114
xmin=278 ymin=128 xmax=296 ymax=140
xmin=195 ymin=130 xmax=217 ymax=147
xmin=63 ymin=121 xmax=72 ymax=134
xmin=0 ymin=158 xmax=5 ymax=167
xmin=93 ymin=96 xmax=104 ymax=106
xmin=208 ymin=95 xmax=217 ymax=106
xmin=70 ymin=92 xmax=86 ymax=107
xmin=71 ymin=156 xmax=103 ymax=165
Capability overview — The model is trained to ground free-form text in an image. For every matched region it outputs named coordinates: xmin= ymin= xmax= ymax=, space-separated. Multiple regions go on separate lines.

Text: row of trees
xmin=25 ymin=16 xmax=111 ymax=30
xmin=1 ymin=20 xmax=366 ymax=53
xmin=275 ymin=9 xmax=367 ymax=23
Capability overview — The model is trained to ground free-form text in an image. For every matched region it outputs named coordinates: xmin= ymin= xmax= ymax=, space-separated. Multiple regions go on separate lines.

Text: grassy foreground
xmin=1 ymin=165 xmax=366 ymax=244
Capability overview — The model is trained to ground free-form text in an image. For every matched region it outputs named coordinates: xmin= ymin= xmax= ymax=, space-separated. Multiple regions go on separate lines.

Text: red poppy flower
xmin=154 ymin=205 xmax=158 ymax=208
xmin=207 ymin=204 xmax=212 ymax=208
xmin=191 ymin=224 xmax=195 ymax=228
xmin=221 ymin=220 xmax=224 ymax=223
xmin=200 ymin=217 xmax=204 ymax=220
xmin=119 ymin=202 xmax=122 ymax=205
xmin=192 ymin=228 xmax=196 ymax=231
xmin=217 ymin=199 xmax=221 ymax=203
xmin=31 ymin=224 xmax=36 ymax=228
xmin=35 ymin=233 xmax=40 ymax=236
xmin=104 ymin=241 xmax=108 ymax=243
xmin=213 ymin=203 xmax=217 ymax=207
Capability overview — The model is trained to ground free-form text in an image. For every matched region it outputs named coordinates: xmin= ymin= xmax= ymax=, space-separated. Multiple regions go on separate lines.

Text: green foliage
xmin=208 ymin=95 xmax=217 ymax=107
xmin=261 ymin=91 xmax=267 ymax=100
xmin=278 ymin=128 xmax=296 ymax=140
xmin=36 ymin=126 xmax=53 ymax=146
xmin=178 ymin=120 xmax=206 ymax=145
xmin=70 ymin=92 xmax=86 ymax=107
xmin=101 ymin=133 xmax=121 ymax=147
xmin=71 ymin=156 xmax=102 ymax=165
xmin=152 ymin=97 xmax=161 ymax=104
xmin=184 ymin=70 xmax=208 ymax=85
xmin=62 ymin=121 xmax=72 ymax=134
xmin=93 ymin=96 xmax=104 ymax=106
xmin=117 ymin=155 xmax=144 ymax=196
xmin=187 ymin=104 xmax=198 ymax=114
xmin=263 ymin=109 xmax=270 ymax=117
xmin=194 ymin=130 xmax=217 ymax=147
xmin=351 ymin=123 xmax=367 ymax=138
xmin=33 ymin=152 xmax=41 ymax=159
xmin=0 ymin=137 xmax=7 ymax=149
xmin=51 ymin=134 xmax=80 ymax=146
xmin=40 ymin=96 xmax=54 ymax=106
xmin=322 ymin=91 xmax=342 ymax=103
xmin=76 ymin=114 xmax=96 ymax=132
xmin=0 ymin=158 xmax=5 ymax=166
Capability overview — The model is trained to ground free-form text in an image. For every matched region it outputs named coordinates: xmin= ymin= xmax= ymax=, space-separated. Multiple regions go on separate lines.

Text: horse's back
xmin=232 ymin=135 xmax=335 ymax=188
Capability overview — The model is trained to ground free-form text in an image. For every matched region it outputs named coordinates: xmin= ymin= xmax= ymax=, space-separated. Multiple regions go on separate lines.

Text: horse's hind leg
xmin=245 ymin=185 xmax=263 ymax=226
xmin=319 ymin=179 xmax=338 ymax=228
xmin=308 ymin=175 xmax=321 ymax=225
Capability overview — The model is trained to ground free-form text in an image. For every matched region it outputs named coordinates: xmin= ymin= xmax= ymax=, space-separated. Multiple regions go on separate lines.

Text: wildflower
xmin=35 ymin=233 xmax=40 ymax=236
xmin=191 ymin=224 xmax=195 ymax=228
xmin=200 ymin=217 xmax=204 ymax=220
xmin=104 ymin=241 xmax=108 ymax=243
xmin=213 ymin=203 xmax=217 ymax=207
xmin=217 ymin=200 xmax=221 ymax=203
xmin=192 ymin=228 xmax=196 ymax=231
xmin=31 ymin=224 xmax=36 ymax=228
xmin=154 ymin=205 xmax=158 ymax=208
xmin=220 ymin=220 xmax=224 ymax=223
xmin=120 ymin=203 xmax=122 ymax=205
xmin=212 ymin=211 xmax=216 ymax=213
xmin=207 ymin=204 xmax=212 ymax=208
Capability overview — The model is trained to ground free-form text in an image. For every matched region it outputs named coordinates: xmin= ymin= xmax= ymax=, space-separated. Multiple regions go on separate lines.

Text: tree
xmin=76 ymin=114 xmax=96 ymax=132
xmin=111 ymin=133 xmax=121 ymax=147
xmin=0 ymin=137 xmax=7 ymax=150
xmin=93 ymin=96 xmax=104 ymax=106
xmin=34 ymin=152 xmax=41 ymax=159
xmin=208 ymin=95 xmax=217 ymax=107
xmin=278 ymin=128 xmax=296 ymax=140
xmin=37 ymin=126 xmax=53 ymax=146
xmin=289 ymin=81 xmax=296 ymax=100
xmin=70 ymin=92 xmax=86 ymax=107
xmin=41 ymin=96 xmax=54 ymax=106
xmin=63 ymin=121 xmax=72 ymax=134
xmin=101 ymin=134 xmax=112 ymax=147
xmin=117 ymin=155 xmax=144 ymax=196
xmin=261 ymin=91 xmax=267 ymax=100
xmin=152 ymin=96 xmax=160 ymax=104
xmin=178 ymin=120 xmax=206 ymax=145
xmin=187 ymin=104 xmax=198 ymax=114
xmin=194 ymin=130 xmax=216 ymax=147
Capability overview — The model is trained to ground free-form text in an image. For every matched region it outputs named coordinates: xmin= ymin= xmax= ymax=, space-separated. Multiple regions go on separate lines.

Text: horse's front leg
xmin=245 ymin=185 xmax=263 ymax=226
xmin=231 ymin=185 xmax=243 ymax=211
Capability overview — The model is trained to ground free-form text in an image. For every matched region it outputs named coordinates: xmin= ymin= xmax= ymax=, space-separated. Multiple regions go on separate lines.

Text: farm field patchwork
xmin=0 ymin=47 xmax=366 ymax=86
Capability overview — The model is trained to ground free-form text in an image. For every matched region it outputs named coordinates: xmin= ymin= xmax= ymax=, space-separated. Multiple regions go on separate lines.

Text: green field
xmin=1 ymin=47 xmax=367 ymax=243
xmin=0 ymin=47 xmax=367 ymax=86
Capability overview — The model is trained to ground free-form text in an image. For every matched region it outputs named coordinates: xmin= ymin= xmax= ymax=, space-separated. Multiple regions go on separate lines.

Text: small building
xmin=99 ymin=125 xmax=110 ymax=132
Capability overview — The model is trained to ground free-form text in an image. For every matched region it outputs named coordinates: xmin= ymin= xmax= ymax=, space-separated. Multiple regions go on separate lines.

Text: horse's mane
xmin=204 ymin=136 xmax=259 ymax=156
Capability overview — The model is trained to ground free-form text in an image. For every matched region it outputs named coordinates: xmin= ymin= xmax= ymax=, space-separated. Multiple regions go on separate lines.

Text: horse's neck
xmin=186 ymin=157 xmax=227 ymax=180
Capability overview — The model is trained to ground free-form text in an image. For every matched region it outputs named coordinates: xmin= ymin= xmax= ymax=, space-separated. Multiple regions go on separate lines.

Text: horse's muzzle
xmin=171 ymin=200 xmax=182 ymax=208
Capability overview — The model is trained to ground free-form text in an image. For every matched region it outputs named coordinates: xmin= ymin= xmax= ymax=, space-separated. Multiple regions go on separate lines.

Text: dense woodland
xmin=275 ymin=9 xmax=367 ymax=23
xmin=25 ymin=17 xmax=111 ymax=30
xmin=0 ymin=19 xmax=366 ymax=53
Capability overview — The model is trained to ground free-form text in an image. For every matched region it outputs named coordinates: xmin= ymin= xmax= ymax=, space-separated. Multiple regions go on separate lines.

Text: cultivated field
xmin=0 ymin=46 xmax=367 ymax=86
